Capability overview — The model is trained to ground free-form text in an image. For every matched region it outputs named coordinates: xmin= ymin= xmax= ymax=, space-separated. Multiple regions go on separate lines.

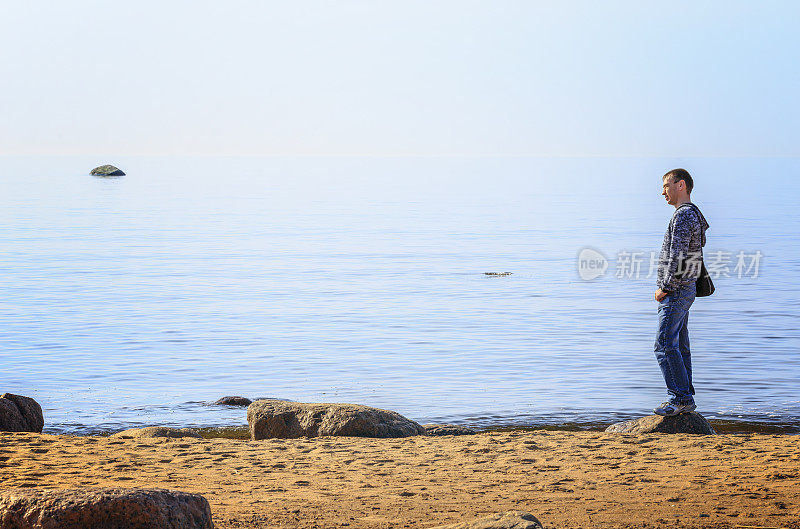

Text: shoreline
xmin=3 ymin=428 xmax=799 ymax=528
xmin=41 ymin=417 xmax=800 ymax=438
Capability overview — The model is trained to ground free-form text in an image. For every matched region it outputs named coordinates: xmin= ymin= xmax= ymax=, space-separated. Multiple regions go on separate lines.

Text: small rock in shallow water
xmin=0 ymin=393 xmax=43 ymax=433
xmin=423 ymin=424 xmax=477 ymax=436
xmin=111 ymin=426 xmax=203 ymax=439
xmin=0 ymin=488 xmax=213 ymax=529
xmin=430 ymin=511 xmax=543 ymax=529
xmin=90 ymin=164 xmax=125 ymax=176
xmin=605 ymin=411 xmax=716 ymax=435
xmin=484 ymin=272 xmax=512 ymax=277
xmin=247 ymin=400 xmax=426 ymax=439
xmin=214 ymin=396 xmax=252 ymax=406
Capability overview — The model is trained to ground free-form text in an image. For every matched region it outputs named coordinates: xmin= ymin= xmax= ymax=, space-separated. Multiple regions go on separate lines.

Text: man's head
xmin=662 ymin=168 xmax=693 ymax=206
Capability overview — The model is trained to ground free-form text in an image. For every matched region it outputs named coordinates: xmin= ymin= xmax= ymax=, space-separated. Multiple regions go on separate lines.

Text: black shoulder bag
xmin=696 ymin=256 xmax=715 ymax=297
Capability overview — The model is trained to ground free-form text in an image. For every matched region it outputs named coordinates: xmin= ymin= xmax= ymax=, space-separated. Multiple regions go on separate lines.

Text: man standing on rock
xmin=653 ymin=168 xmax=709 ymax=416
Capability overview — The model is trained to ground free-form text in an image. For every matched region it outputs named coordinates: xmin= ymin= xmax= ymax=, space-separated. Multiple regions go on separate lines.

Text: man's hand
xmin=655 ymin=288 xmax=669 ymax=302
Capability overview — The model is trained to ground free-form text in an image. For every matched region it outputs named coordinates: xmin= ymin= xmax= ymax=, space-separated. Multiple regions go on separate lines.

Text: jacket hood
xmin=680 ymin=202 xmax=710 ymax=247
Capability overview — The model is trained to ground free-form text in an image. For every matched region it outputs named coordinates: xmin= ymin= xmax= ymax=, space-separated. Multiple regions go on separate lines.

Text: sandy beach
xmin=2 ymin=430 xmax=799 ymax=528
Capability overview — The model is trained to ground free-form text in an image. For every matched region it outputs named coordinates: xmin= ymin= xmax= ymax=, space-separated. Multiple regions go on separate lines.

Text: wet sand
xmin=1 ymin=430 xmax=799 ymax=528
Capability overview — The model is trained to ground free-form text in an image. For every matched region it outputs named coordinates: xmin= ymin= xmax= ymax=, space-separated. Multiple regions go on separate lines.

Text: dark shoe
xmin=654 ymin=401 xmax=696 ymax=417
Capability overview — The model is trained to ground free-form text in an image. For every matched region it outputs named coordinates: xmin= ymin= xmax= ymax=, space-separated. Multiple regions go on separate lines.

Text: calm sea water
xmin=1 ymin=156 xmax=798 ymax=434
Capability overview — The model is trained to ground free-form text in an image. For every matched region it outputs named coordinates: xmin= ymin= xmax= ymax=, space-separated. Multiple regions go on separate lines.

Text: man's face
xmin=662 ymin=176 xmax=682 ymax=205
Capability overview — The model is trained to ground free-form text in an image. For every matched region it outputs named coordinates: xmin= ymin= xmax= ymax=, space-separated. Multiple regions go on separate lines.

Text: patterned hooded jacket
xmin=657 ymin=202 xmax=710 ymax=293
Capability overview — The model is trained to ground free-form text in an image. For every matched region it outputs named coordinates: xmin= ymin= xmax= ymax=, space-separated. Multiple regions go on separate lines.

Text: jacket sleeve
xmin=658 ymin=208 xmax=697 ymax=292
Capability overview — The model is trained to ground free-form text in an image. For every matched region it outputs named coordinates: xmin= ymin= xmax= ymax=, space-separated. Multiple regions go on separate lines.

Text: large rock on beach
xmin=0 ymin=393 xmax=43 ymax=433
xmin=90 ymin=164 xmax=125 ymax=176
xmin=605 ymin=411 xmax=716 ymax=435
xmin=111 ymin=427 xmax=203 ymax=439
xmin=0 ymin=488 xmax=213 ymax=529
xmin=213 ymin=396 xmax=252 ymax=407
xmin=423 ymin=424 xmax=478 ymax=436
xmin=247 ymin=400 xmax=426 ymax=440
xmin=431 ymin=511 xmax=543 ymax=529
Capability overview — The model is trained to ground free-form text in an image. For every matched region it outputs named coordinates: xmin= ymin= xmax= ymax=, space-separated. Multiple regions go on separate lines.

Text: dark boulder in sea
xmin=0 ymin=393 xmax=43 ymax=433
xmin=111 ymin=426 xmax=203 ymax=439
xmin=90 ymin=164 xmax=125 ymax=176
xmin=430 ymin=511 xmax=543 ymax=529
xmin=0 ymin=488 xmax=214 ymax=529
xmin=213 ymin=396 xmax=252 ymax=406
xmin=605 ymin=411 xmax=716 ymax=435
xmin=423 ymin=423 xmax=477 ymax=436
xmin=247 ymin=399 xmax=426 ymax=440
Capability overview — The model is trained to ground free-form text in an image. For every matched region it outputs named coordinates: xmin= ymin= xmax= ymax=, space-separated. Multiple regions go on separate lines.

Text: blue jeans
xmin=654 ymin=282 xmax=696 ymax=404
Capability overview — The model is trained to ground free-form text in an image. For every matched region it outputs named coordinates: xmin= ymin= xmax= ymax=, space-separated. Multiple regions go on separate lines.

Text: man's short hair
xmin=663 ymin=168 xmax=693 ymax=193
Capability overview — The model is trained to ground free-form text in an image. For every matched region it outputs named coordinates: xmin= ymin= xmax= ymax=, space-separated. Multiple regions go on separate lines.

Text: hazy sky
xmin=2 ymin=1 xmax=798 ymax=156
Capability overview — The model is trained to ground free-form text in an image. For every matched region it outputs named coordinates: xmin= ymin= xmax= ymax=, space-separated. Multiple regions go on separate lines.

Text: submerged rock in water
xmin=605 ymin=411 xmax=716 ymax=435
xmin=90 ymin=164 xmax=125 ymax=176
xmin=247 ymin=399 xmax=426 ymax=440
xmin=214 ymin=396 xmax=252 ymax=406
xmin=0 ymin=393 xmax=43 ymax=433
xmin=0 ymin=488 xmax=214 ymax=529
xmin=430 ymin=511 xmax=543 ymax=529
xmin=111 ymin=426 xmax=203 ymax=439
